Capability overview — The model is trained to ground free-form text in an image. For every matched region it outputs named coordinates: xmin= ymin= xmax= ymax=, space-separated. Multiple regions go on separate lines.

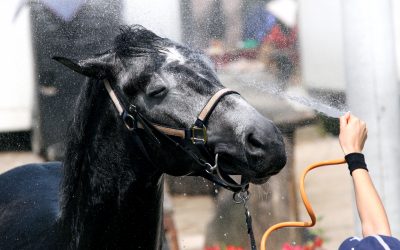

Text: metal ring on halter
xmin=122 ymin=111 xmax=136 ymax=131
xmin=205 ymin=154 xmax=219 ymax=174
xmin=233 ymin=190 xmax=250 ymax=204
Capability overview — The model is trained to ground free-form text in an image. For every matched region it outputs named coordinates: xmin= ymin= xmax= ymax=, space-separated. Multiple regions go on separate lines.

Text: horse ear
xmin=53 ymin=53 xmax=116 ymax=79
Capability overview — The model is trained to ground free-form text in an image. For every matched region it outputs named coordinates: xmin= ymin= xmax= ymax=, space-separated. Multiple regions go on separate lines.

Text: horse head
xmin=55 ymin=25 xmax=286 ymax=188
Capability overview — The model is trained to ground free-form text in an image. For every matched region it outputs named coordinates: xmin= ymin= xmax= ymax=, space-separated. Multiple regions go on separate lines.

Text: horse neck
xmin=60 ymin=80 xmax=164 ymax=249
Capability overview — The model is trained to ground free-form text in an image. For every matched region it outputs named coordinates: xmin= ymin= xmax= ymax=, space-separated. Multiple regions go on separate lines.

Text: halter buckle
xmin=190 ymin=124 xmax=207 ymax=144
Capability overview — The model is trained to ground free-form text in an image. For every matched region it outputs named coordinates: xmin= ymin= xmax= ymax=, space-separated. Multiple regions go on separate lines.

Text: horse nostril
xmin=247 ymin=133 xmax=264 ymax=149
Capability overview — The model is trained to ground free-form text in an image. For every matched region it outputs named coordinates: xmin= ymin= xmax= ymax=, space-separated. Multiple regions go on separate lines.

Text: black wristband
xmin=345 ymin=153 xmax=368 ymax=176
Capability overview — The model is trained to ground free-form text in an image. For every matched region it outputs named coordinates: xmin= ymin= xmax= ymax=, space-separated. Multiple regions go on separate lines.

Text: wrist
xmin=345 ymin=153 xmax=368 ymax=176
xmin=343 ymin=147 xmax=362 ymax=155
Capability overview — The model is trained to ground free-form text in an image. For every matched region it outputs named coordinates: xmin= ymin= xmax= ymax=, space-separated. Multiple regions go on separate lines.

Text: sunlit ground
xmin=0 ymin=153 xmax=43 ymax=175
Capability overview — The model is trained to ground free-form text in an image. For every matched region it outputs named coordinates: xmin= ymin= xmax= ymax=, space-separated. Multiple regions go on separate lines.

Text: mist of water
xmin=242 ymin=78 xmax=347 ymax=118
xmin=283 ymin=93 xmax=347 ymax=118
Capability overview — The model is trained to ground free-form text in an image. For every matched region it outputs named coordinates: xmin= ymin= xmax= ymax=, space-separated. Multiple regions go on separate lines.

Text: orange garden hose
xmin=260 ymin=158 xmax=347 ymax=250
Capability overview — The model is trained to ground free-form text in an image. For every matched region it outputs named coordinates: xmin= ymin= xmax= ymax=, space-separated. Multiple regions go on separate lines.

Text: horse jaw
xmin=206 ymin=95 xmax=287 ymax=184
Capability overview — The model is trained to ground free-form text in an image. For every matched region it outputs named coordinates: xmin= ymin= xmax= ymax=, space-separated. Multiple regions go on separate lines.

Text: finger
xmin=340 ymin=113 xmax=349 ymax=128
xmin=362 ymin=134 xmax=367 ymax=149
xmin=344 ymin=111 xmax=351 ymax=120
xmin=360 ymin=120 xmax=367 ymax=131
xmin=348 ymin=113 xmax=360 ymax=125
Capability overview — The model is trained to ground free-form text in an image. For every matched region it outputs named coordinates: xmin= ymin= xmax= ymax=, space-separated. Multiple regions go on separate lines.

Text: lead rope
xmin=260 ymin=158 xmax=346 ymax=250
xmin=234 ymin=190 xmax=257 ymax=250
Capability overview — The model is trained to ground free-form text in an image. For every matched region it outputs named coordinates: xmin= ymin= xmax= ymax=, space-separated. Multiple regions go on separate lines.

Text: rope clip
xmin=233 ymin=189 xmax=250 ymax=204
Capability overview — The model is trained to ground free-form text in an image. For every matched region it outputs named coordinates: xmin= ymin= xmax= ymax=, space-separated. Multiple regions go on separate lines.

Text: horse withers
xmin=0 ymin=26 xmax=286 ymax=249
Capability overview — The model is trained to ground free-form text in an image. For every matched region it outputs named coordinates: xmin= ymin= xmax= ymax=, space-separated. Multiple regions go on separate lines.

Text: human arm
xmin=339 ymin=112 xmax=391 ymax=237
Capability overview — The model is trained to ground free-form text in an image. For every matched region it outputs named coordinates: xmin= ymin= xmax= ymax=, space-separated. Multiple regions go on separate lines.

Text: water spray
xmin=233 ymin=74 xmax=347 ymax=118
xmin=260 ymin=158 xmax=347 ymax=250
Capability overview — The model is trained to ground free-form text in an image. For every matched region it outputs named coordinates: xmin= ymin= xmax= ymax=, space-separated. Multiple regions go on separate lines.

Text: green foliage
xmin=318 ymin=115 xmax=340 ymax=136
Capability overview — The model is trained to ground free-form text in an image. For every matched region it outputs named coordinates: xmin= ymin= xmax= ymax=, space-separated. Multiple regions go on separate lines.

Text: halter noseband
xmin=103 ymin=79 xmax=249 ymax=192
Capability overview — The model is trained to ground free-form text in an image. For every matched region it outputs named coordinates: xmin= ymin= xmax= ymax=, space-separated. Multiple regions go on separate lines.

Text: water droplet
xmin=219 ymin=215 xmax=223 ymax=219
xmin=224 ymin=233 xmax=228 ymax=238
xmin=214 ymin=189 xmax=218 ymax=194
xmin=291 ymin=241 xmax=296 ymax=246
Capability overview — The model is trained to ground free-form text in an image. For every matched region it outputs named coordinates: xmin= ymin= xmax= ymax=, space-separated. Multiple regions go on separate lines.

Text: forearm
xmin=352 ymin=169 xmax=391 ymax=236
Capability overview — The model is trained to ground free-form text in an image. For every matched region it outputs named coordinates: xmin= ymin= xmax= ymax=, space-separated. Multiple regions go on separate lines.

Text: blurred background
xmin=1 ymin=0 xmax=400 ymax=249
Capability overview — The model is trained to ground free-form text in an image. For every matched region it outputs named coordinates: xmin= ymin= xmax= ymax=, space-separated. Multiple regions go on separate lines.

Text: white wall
xmin=122 ymin=0 xmax=182 ymax=43
xmin=298 ymin=0 xmax=346 ymax=91
xmin=393 ymin=0 xmax=400 ymax=81
xmin=299 ymin=0 xmax=400 ymax=91
xmin=0 ymin=2 xmax=34 ymax=131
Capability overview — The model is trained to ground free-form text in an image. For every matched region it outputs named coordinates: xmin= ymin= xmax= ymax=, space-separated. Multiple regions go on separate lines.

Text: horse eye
xmin=146 ymin=86 xmax=167 ymax=98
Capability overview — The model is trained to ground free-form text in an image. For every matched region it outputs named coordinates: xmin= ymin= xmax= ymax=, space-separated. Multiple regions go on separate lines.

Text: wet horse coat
xmin=0 ymin=26 xmax=286 ymax=249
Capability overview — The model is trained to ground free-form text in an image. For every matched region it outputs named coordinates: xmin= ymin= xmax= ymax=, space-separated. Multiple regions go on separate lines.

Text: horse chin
xmin=247 ymin=166 xmax=282 ymax=184
xmin=249 ymin=176 xmax=271 ymax=185
xmin=216 ymin=152 xmax=281 ymax=185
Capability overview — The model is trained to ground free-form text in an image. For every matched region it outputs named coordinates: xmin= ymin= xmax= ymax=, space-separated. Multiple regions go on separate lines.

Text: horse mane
xmin=59 ymin=26 xmax=169 ymax=244
xmin=60 ymin=76 xmax=142 ymax=246
xmin=60 ymin=78 xmax=106 ymax=217
xmin=60 ymin=26 xmax=162 ymax=215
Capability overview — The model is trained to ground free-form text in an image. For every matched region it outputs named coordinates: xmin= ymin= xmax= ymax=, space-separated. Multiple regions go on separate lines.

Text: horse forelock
xmin=113 ymin=25 xmax=219 ymax=89
xmin=114 ymin=25 xmax=164 ymax=57
xmin=159 ymin=47 xmax=186 ymax=65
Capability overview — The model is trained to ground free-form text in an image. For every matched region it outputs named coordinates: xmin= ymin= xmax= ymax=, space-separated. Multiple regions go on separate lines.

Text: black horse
xmin=0 ymin=26 xmax=286 ymax=249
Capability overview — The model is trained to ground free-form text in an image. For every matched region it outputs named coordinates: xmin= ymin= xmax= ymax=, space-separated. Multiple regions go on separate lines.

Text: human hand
xmin=339 ymin=112 xmax=368 ymax=155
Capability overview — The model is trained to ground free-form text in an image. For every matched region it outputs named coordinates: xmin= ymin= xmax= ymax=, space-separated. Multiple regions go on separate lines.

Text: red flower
xmin=226 ymin=246 xmax=244 ymax=250
xmin=204 ymin=245 xmax=220 ymax=250
xmin=282 ymin=243 xmax=303 ymax=250
xmin=313 ymin=237 xmax=323 ymax=247
xmin=203 ymin=244 xmax=246 ymax=250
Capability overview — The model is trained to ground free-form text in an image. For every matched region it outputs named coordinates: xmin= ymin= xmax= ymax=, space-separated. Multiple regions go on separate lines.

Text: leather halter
xmin=104 ymin=80 xmax=237 ymax=144
xmin=103 ymin=79 xmax=249 ymax=192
